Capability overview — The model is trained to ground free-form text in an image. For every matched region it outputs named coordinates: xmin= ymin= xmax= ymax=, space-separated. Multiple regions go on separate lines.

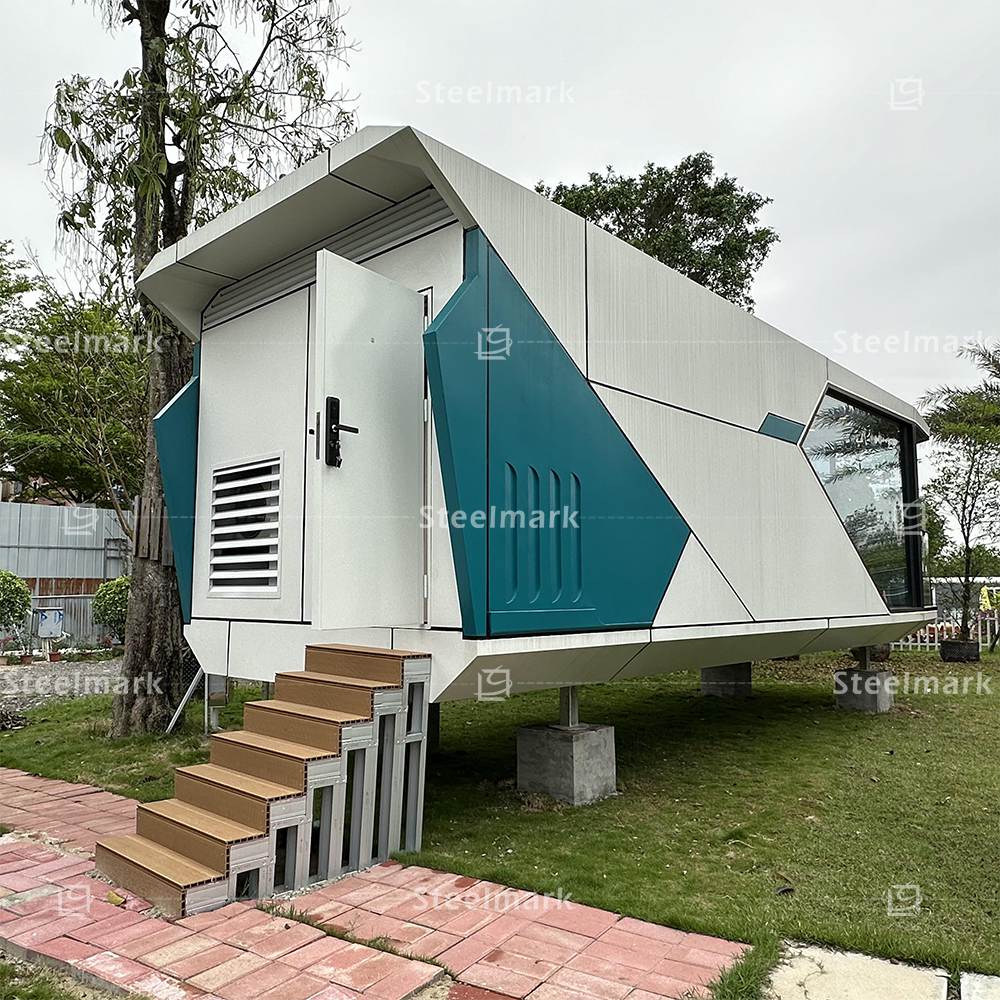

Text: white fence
xmin=892 ymin=578 xmax=1000 ymax=652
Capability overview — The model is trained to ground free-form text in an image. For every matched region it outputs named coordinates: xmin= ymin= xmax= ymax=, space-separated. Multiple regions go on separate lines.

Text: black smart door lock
xmin=324 ymin=396 xmax=359 ymax=468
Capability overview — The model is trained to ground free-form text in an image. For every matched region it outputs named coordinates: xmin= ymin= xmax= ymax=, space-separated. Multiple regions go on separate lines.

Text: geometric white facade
xmin=141 ymin=126 xmax=935 ymax=703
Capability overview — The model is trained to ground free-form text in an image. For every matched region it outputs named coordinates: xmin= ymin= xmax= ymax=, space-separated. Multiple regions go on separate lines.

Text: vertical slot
xmin=570 ymin=473 xmax=583 ymax=602
xmin=406 ymin=682 xmax=425 ymax=735
xmin=234 ymin=868 xmax=260 ymax=901
xmin=273 ymin=826 xmax=296 ymax=892
xmin=403 ymin=741 xmax=421 ymax=852
xmin=528 ymin=465 xmax=540 ymax=603
xmin=344 ymin=749 xmax=364 ymax=871
xmin=550 ymin=469 xmax=563 ymax=603
xmin=309 ymin=786 xmax=333 ymax=882
xmin=504 ymin=462 xmax=518 ymax=604
xmin=374 ymin=715 xmax=395 ymax=860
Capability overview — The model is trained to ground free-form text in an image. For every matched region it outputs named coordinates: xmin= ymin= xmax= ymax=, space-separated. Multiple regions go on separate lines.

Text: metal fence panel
xmin=0 ymin=503 xmax=129 ymax=583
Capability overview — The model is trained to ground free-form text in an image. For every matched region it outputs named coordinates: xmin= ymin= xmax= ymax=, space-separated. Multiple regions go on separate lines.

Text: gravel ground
xmin=0 ymin=656 xmax=124 ymax=712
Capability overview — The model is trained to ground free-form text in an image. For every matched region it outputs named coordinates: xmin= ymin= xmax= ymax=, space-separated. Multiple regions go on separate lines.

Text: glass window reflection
xmin=803 ymin=393 xmax=915 ymax=609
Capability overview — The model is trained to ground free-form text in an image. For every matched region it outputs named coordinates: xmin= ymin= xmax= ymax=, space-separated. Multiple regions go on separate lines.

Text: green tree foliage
xmin=924 ymin=438 xmax=1000 ymax=640
xmin=0 ymin=571 xmax=32 ymax=648
xmin=93 ymin=576 xmax=131 ymax=640
xmin=43 ymin=0 xmax=356 ymax=735
xmin=922 ymin=344 xmax=1000 ymax=445
xmin=922 ymin=347 xmax=1000 ymax=639
xmin=537 ymin=153 xmax=779 ymax=311
xmin=0 ymin=290 xmax=146 ymax=528
xmin=0 ymin=242 xmax=37 ymax=332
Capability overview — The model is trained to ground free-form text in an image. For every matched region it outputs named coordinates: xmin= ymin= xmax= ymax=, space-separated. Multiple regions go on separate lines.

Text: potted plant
xmin=0 ymin=572 xmax=32 ymax=667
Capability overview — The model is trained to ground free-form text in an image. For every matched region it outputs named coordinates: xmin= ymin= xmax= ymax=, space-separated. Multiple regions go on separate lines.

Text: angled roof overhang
xmin=137 ymin=125 xmax=929 ymax=440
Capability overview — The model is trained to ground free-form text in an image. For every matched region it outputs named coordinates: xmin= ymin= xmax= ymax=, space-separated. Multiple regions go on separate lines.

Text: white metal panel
xmin=595 ymin=384 xmax=889 ymax=621
xmin=826 ymin=361 xmax=929 ymax=437
xmin=183 ymin=618 xmax=229 ymax=677
xmin=799 ymin=610 xmax=936 ymax=654
xmin=654 ymin=535 xmax=752 ymax=627
xmin=227 ymin=622 xmax=392 ymax=681
xmin=193 ymin=290 xmax=309 ymax=621
xmin=621 ymin=619 xmax=829 ymax=677
xmin=415 ymin=130 xmax=588 ymax=373
xmin=586 ymin=222 xmax=830 ymax=430
xmin=312 ymin=251 xmax=425 ymax=629
xmin=361 ymin=224 xmax=465 ymax=629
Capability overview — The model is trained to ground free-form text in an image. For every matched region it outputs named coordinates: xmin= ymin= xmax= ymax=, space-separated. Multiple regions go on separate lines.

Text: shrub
xmin=0 ymin=571 xmax=31 ymax=649
xmin=93 ymin=576 xmax=130 ymax=641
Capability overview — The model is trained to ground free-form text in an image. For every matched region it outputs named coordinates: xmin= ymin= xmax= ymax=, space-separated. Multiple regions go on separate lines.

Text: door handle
xmin=325 ymin=396 xmax=359 ymax=468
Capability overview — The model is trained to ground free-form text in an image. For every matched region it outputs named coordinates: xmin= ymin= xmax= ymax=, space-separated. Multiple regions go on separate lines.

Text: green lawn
xmin=0 ymin=651 xmax=996 ymax=994
xmin=405 ymin=651 xmax=999 ymax=985
xmin=0 ymin=686 xmax=259 ymax=801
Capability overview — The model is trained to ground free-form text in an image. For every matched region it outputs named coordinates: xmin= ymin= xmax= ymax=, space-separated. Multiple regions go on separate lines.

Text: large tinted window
xmin=803 ymin=392 xmax=918 ymax=609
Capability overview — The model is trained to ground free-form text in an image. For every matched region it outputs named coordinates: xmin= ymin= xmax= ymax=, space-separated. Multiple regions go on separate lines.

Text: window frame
xmin=801 ymin=387 xmax=926 ymax=613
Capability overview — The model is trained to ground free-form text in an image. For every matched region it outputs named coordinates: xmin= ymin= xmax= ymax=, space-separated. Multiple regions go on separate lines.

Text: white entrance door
xmin=311 ymin=250 xmax=425 ymax=629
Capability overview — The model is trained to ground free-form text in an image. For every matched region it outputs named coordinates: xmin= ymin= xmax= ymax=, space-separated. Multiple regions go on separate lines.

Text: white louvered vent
xmin=202 ymin=187 xmax=456 ymax=331
xmin=209 ymin=457 xmax=281 ymax=594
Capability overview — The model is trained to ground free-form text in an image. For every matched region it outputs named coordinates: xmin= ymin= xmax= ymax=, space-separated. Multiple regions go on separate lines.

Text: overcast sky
xmin=3 ymin=0 xmax=997 ymax=412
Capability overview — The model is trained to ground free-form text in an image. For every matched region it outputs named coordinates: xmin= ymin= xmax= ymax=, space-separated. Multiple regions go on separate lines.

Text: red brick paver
xmin=0 ymin=768 xmax=138 ymax=854
xmin=0 ymin=765 xmax=748 ymax=1000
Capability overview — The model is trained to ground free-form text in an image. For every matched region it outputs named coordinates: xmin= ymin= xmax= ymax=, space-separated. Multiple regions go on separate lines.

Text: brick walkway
xmin=0 ymin=767 xmax=748 ymax=999
xmin=0 ymin=769 xmax=137 ymax=854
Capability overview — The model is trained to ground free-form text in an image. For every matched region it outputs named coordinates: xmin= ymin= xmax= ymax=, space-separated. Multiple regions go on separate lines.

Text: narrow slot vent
xmin=209 ymin=457 xmax=281 ymax=593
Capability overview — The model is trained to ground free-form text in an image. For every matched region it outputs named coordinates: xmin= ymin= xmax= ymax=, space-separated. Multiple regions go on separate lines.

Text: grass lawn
xmin=404 ymin=650 xmax=999 ymax=987
xmin=0 ymin=650 xmax=996 ymax=995
xmin=0 ymin=958 xmax=114 ymax=999
xmin=0 ymin=686 xmax=259 ymax=801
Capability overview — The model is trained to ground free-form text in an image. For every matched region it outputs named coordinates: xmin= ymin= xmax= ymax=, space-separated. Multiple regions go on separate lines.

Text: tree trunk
xmin=960 ymin=542 xmax=974 ymax=643
xmin=112 ymin=0 xmax=190 ymax=736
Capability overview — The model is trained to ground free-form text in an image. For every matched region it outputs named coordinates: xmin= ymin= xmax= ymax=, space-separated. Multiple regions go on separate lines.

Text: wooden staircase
xmin=96 ymin=644 xmax=431 ymax=917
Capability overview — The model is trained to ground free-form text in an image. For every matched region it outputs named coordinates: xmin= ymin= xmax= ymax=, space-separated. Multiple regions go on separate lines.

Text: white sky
xmin=2 ymin=0 xmax=998 ymax=415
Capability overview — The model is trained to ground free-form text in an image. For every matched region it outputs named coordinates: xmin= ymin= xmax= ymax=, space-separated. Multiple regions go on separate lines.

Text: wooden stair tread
xmin=277 ymin=670 xmax=397 ymax=690
xmin=98 ymin=834 xmax=222 ymax=888
xmin=176 ymin=763 xmax=299 ymax=800
xmin=140 ymin=798 xmax=263 ymax=841
xmin=252 ymin=698 xmax=366 ymax=723
xmin=306 ymin=643 xmax=428 ymax=660
xmin=213 ymin=729 xmax=334 ymax=761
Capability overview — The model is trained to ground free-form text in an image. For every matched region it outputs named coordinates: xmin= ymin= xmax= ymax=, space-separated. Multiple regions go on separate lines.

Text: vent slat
xmin=209 ymin=457 xmax=281 ymax=593
xmin=202 ymin=189 xmax=456 ymax=331
xmin=212 ymin=473 xmax=280 ymax=493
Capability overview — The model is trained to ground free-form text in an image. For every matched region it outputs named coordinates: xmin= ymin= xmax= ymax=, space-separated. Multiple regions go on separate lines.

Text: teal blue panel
xmin=154 ymin=376 xmax=199 ymax=624
xmin=425 ymin=229 xmax=690 ymax=637
xmin=423 ymin=229 xmax=489 ymax=637
xmin=485 ymin=245 xmax=689 ymax=636
xmin=759 ymin=412 xmax=805 ymax=443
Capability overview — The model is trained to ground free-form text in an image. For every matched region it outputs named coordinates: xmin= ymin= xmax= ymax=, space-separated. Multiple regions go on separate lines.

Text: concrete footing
xmin=834 ymin=668 xmax=895 ymax=713
xmin=701 ymin=662 xmax=752 ymax=697
xmin=516 ymin=723 xmax=616 ymax=805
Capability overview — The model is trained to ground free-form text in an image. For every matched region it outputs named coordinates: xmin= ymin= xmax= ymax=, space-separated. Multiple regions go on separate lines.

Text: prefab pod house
xmin=95 ymin=126 xmax=935 ymax=914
